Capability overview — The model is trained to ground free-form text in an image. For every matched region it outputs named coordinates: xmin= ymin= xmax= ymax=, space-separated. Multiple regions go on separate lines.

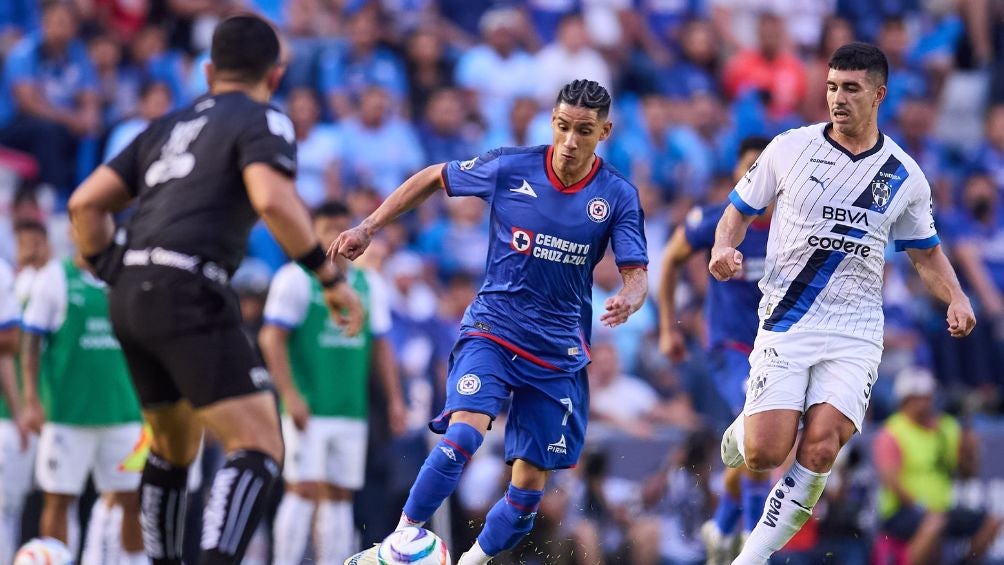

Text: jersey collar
xmin=822 ymin=123 xmax=884 ymax=162
xmin=545 ymin=146 xmax=602 ymax=194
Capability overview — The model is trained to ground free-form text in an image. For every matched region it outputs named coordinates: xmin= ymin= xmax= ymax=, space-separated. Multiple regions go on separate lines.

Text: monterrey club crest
xmin=871 ymin=179 xmax=891 ymax=209
xmin=457 ymin=374 xmax=481 ymax=395
xmin=587 ymin=197 xmax=610 ymax=223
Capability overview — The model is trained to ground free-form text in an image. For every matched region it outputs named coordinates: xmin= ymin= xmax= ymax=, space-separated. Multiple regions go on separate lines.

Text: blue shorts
xmin=429 ymin=337 xmax=588 ymax=471
xmin=708 ymin=345 xmax=751 ymax=417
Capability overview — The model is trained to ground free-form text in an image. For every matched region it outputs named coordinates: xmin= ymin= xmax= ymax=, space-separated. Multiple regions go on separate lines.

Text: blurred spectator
xmin=800 ymin=15 xmax=855 ymax=122
xmin=533 ymin=13 xmax=612 ymax=108
xmin=873 ymin=367 xmax=1002 ymax=564
xmin=640 ymin=428 xmax=717 ymax=565
xmin=231 ymin=256 xmax=273 ymax=347
xmin=417 ymin=87 xmax=480 ymax=164
xmin=969 ymin=103 xmax=1004 ymax=193
xmin=524 ymin=0 xmax=580 ymax=45
xmin=338 ymin=85 xmax=425 ymax=196
xmin=126 ymin=25 xmax=188 ymax=108
xmin=888 ymin=96 xmax=953 ymax=204
xmin=404 ymin=25 xmax=457 ymax=118
xmin=876 ymin=17 xmax=930 ymax=127
xmin=836 ymin=0 xmax=921 ymax=44
xmin=319 ymin=8 xmax=408 ymax=119
xmin=481 ymin=96 xmax=550 ymax=150
xmin=103 ymin=80 xmax=173 ymax=161
xmin=659 ymin=19 xmax=720 ymax=100
xmin=710 ymin=0 xmax=834 ymax=54
xmin=591 ymin=253 xmax=657 ymax=374
xmin=0 ymin=1 xmax=100 ymax=194
xmin=0 ymin=0 xmax=39 ymax=56
xmin=619 ymin=0 xmax=705 ymax=65
xmin=89 ymin=33 xmax=134 ymax=125
xmin=608 ymin=94 xmax=687 ymax=200
xmin=455 ymin=7 xmax=537 ymax=131
xmin=93 ymin=0 xmax=151 ymax=42
xmin=286 ymin=86 xmax=342 ymax=208
xmin=416 ymin=193 xmax=489 ymax=279
xmin=721 ymin=12 xmax=806 ymax=120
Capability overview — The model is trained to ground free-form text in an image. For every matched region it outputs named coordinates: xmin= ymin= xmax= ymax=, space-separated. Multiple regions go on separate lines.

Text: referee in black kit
xmin=67 ymin=15 xmax=363 ymax=564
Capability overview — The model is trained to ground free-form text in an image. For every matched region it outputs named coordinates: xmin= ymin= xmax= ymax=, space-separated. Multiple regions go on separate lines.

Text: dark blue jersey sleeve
xmin=441 ymin=147 xmax=503 ymax=200
xmin=610 ymin=185 xmax=649 ymax=268
xmin=682 ymin=204 xmax=724 ymax=251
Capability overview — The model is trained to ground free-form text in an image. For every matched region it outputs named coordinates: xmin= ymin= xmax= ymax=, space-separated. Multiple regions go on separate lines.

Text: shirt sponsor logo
xmin=810 ymin=158 xmax=836 ymax=165
xmin=822 ymin=206 xmax=869 ymax=226
xmin=457 ymin=373 xmax=481 ymax=395
xmin=547 ymin=434 xmax=568 ymax=454
xmin=511 ymin=227 xmax=591 ymax=265
xmin=763 ymin=476 xmax=798 ymax=528
xmin=587 ymin=197 xmax=610 ymax=223
xmin=807 ymin=234 xmax=872 ymax=257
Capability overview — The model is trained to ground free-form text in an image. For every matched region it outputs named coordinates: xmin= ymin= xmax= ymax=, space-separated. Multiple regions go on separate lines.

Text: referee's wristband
xmin=296 ymin=244 xmax=327 ymax=272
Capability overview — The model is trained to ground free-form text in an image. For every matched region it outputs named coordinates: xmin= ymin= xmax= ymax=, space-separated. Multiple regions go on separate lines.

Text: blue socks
xmin=402 ymin=423 xmax=484 ymax=523
xmin=741 ymin=476 xmax=772 ymax=533
xmin=477 ymin=484 xmax=544 ymax=556
xmin=712 ymin=493 xmax=742 ymax=535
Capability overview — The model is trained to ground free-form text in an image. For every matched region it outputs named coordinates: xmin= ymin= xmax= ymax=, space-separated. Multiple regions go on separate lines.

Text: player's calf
xmin=401 ymin=420 xmax=485 ymax=527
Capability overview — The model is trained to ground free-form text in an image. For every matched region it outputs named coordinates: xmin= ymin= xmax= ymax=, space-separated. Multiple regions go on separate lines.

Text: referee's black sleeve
xmin=106 ymin=129 xmax=146 ymax=196
xmin=237 ymin=106 xmax=297 ymax=178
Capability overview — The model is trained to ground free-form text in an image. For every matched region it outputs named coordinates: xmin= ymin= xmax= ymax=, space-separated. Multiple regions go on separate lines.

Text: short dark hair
xmin=828 ymin=42 xmax=888 ymax=86
xmin=556 ymin=79 xmax=611 ymax=120
xmin=210 ymin=15 xmax=280 ymax=83
xmin=313 ymin=200 xmax=350 ymax=219
xmin=14 ymin=220 xmax=47 ymax=237
xmin=738 ymin=136 xmax=770 ymax=158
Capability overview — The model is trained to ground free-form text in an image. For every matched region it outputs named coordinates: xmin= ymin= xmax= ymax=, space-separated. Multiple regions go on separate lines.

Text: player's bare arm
xmin=0 ymin=325 xmax=16 ymax=355
xmin=0 ymin=355 xmax=27 ymax=449
xmin=709 ymin=204 xmax=756 ymax=282
xmin=67 ymin=166 xmax=134 ymax=257
xmin=905 ymin=245 xmax=976 ymax=338
xmin=333 ymin=163 xmax=446 ymax=261
xmin=658 ymin=226 xmax=695 ymax=361
xmin=245 ymin=163 xmax=365 ymax=336
xmin=600 ymin=267 xmax=648 ymax=328
xmin=18 ymin=333 xmax=44 ymax=434
xmin=258 ymin=324 xmax=310 ymax=430
xmin=373 ymin=337 xmax=408 ymax=436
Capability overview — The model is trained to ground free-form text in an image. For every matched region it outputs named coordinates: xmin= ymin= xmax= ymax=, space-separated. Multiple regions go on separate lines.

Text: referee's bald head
xmin=211 ymin=14 xmax=280 ymax=84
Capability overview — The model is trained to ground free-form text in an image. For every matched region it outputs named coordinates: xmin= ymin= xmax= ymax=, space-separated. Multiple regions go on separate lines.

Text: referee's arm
xmin=68 ymin=166 xmax=134 ymax=257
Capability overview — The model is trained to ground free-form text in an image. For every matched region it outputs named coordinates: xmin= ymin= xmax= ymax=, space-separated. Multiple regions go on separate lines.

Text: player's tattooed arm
xmin=600 ymin=267 xmax=648 ymax=328
xmin=709 ymin=204 xmax=755 ymax=282
xmin=906 ymin=245 xmax=976 ymax=338
xmin=334 ymin=164 xmax=445 ymax=260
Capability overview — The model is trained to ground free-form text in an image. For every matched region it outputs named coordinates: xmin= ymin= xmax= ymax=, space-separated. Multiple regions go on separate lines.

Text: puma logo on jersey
xmin=510 ymin=179 xmax=537 ymax=197
xmin=809 ymin=175 xmax=829 ymax=189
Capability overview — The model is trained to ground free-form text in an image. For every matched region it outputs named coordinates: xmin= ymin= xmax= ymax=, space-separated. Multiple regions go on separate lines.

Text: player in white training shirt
xmin=708 ymin=43 xmax=976 ymax=565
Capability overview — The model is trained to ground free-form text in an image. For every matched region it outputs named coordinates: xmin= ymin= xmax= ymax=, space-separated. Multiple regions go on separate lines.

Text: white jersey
xmin=730 ymin=123 xmax=939 ymax=343
xmin=0 ymin=259 xmax=18 ymax=328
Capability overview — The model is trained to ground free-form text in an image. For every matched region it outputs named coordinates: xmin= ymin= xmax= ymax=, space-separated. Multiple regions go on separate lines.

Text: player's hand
xmin=21 ymin=397 xmax=44 ymax=435
xmin=387 ymin=398 xmax=408 ymax=437
xmin=323 ymin=281 xmax=365 ymax=337
xmin=946 ymin=298 xmax=976 ymax=338
xmin=285 ymin=393 xmax=311 ymax=431
xmin=13 ymin=412 xmax=30 ymax=451
xmin=659 ymin=328 xmax=687 ymax=363
xmin=709 ymin=247 xmax=743 ymax=282
xmin=331 ymin=225 xmax=373 ymax=261
xmin=600 ymin=294 xmax=633 ymax=328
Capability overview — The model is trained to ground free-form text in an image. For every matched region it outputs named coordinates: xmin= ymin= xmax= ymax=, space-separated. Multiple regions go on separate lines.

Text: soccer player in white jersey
xmin=708 ymin=42 xmax=977 ymax=565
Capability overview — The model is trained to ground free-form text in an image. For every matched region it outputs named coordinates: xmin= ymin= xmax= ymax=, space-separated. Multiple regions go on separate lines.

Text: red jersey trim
xmin=545 ymin=146 xmax=602 ymax=194
xmin=466 ymin=331 xmax=561 ymax=371
xmin=617 ymin=264 xmax=648 ymax=271
xmin=442 ymin=438 xmax=472 ymax=460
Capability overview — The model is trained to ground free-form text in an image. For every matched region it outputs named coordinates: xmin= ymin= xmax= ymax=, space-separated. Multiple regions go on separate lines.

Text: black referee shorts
xmin=109 ymin=265 xmax=271 ymax=409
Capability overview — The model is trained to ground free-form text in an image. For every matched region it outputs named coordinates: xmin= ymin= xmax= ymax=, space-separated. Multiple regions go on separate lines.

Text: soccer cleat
xmin=700 ymin=520 xmax=735 ymax=565
xmin=720 ymin=416 xmax=745 ymax=468
xmin=344 ymin=544 xmax=380 ymax=565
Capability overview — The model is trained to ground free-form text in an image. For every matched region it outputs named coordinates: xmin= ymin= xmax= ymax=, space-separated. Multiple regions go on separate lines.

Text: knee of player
xmin=744 ymin=438 xmax=788 ymax=472
xmin=436 ymin=421 xmax=486 ymax=465
xmin=797 ymin=432 xmax=842 ymax=471
xmin=111 ymin=491 xmax=141 ymax=513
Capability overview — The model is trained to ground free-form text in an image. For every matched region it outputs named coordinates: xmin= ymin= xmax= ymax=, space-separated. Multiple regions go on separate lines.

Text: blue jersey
xmin=441 ymin=145 xmax=648 ymax=372
xmin=683 ymin=202 xmax=769 ymax=351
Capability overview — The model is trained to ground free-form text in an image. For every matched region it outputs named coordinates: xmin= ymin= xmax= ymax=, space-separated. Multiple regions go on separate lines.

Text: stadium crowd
xmin=2 ymin=0 xmax=1004 ymax=563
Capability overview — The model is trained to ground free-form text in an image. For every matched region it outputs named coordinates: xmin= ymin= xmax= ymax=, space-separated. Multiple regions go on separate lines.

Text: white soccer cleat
xmin=720 ymin=416 xmax=745 ymax=468
xmin=700 ymin=520 xmax=735 ymax=565
xmin=344 ymin=544 xmax=380 ymax=565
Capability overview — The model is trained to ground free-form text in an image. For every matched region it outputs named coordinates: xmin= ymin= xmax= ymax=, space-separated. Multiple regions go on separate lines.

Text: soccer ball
xmin=377 ymin=527 xmax=451 ymax=565
xmin=14 ymin=537 xmax=74 ymax=565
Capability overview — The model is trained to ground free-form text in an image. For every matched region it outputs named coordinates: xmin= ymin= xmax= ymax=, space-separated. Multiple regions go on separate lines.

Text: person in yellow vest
xmin=20 ymin=253 xmax=145 ymax=564
xmin=873 ymin=367 xmax=1002 ymax=564
xmin=260 ymin=200 xmax=407 ymax=564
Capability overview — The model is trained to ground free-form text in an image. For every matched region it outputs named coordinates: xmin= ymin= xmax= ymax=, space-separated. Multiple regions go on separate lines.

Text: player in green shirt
xmin=21 ymin=255 xmax=145 ymax=564
xmin=260 ymin=201 xmax=406 ymax=564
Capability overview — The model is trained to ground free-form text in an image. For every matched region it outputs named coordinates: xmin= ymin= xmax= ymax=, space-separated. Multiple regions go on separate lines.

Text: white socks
xmin=733 ymin=462 xmax=829 ymax=565
xmin=82 ymin=500 xmax=141 ymax=565
xmin=272 ymin=492 xmax=313 ymax=565
xmin=0 ymin=497 xmax=23 ymax=565
xmin=315 ymin=500 xmax=354 ymax=564
xmin=457 ymin=540 xmax=491 ymax=565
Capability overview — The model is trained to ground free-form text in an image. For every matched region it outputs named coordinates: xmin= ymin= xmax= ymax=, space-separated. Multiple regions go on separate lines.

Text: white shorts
xmin=0 ymin=419 xmax=37 ymax=503
xmin=36 ymin=423 xmax=144 ymax=494
xmin=744 ymin=330 xmax=882 ymax=431
xmin=282 ymin=415 xmax=367 ymax=489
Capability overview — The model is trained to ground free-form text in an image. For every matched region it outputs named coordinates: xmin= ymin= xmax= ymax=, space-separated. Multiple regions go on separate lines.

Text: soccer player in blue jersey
xmin=335 ymin=79 xmax=649 ymax=565
xmin=658 ymin=137 xmax=771 ymax=564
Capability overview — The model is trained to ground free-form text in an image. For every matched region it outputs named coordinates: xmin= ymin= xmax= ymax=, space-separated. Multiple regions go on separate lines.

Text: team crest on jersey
xmin=587 ymin=197 xmax=610 ymax=223
xmin=511 ymin=227 xmax=534 ymax=254
xmin=870 ymin=179 xmax=891 ymax=209
xmin=457 ymin=374 xmax=481 ymax=395
xmin=459 ymin=156 xmax=478 ymax=170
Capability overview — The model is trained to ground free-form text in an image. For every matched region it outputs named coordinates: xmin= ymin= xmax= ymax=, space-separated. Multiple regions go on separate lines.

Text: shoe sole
xmin=345 ymin=545 xmax=379 ymax=565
